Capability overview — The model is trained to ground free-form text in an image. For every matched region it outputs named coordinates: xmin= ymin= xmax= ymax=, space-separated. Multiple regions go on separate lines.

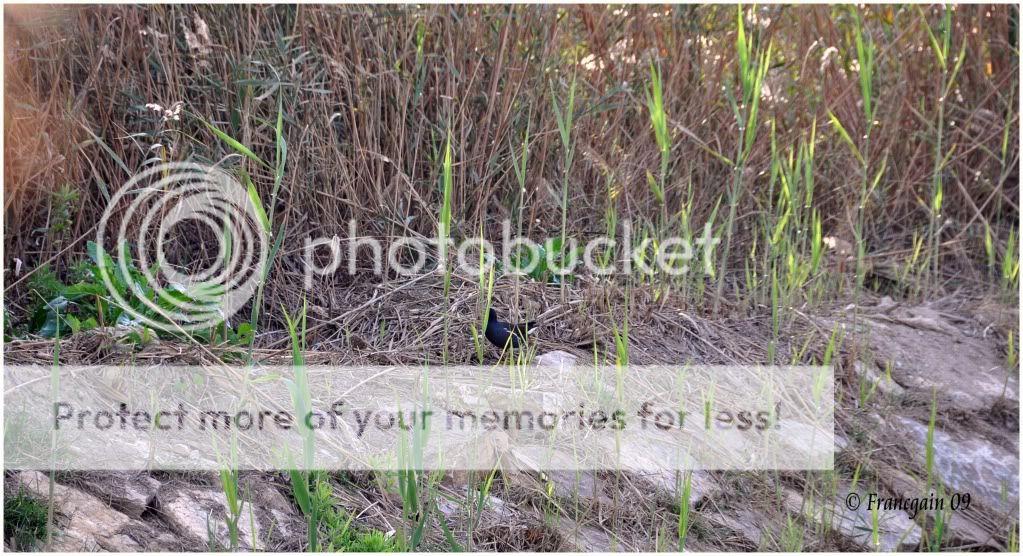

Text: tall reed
xmin=715 ymin=6 xmax=772 ymax=314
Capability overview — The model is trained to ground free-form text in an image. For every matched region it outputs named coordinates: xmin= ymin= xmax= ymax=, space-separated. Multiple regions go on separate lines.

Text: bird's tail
xmin=514 ymin=321 xmax=538 ymax=334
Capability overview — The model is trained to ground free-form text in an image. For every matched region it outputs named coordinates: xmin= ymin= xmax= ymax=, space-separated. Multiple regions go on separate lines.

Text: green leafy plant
xmin=1007 ymin=330 xmax=1017 ymax=377
xmin=313 ymin=477 xmax=398 ymax=552
xmin=779 ymin=513 xmax=804 ymax=551
xmin=465 ymin=466 xmax=499 ymax=550
xmin=4 ymin=488 xmax=49 ymax=550
xmin=23 ymin=242 xmax=252 ymax=346
xmin=646 ymin=61 xmax=671 ymax=218
xmin=504 ymin=236 xmax=582 ymax=285
xmin=395 ymin=385 xmax=439 ymax=551
xmin=47 ymin=184 xmax=80 ymax=241
xmin=439 ymin=134 xmax=454 ymax=364
xmin=925 ymin=389 xmax=938 ymax=492
xmin=918 ymin=5 xmax=967 ymax=294
xmin=927 ymin=485 xmax=947 ymax=552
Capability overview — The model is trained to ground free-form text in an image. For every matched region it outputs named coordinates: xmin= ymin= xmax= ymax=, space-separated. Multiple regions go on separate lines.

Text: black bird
xmin=484 ymin=308 xmax=537 ymax=349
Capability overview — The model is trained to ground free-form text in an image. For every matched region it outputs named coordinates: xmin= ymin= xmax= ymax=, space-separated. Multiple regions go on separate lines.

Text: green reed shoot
xmin=920 ymin=5 xmax=967 ymax=293
xmin=282 ymin=300 xmax=319 ymax=550
xmin=471 ymin=222 xmax=496 ymax=363
xmin=715 ymin=5 xmax=772 ymax=313
xmin=928 ymin=484 xmax=948 ymax=551
xmin=551 ymin=75 xmax=577 ymax=301
xmin=194 ymin=93 xmax=288 ymax=357
xmin=925 ymin=388 xmax=937 ymax=493
xmin=1002 ymin=226 xmax=1019 ymax=298
xmin=510 ymin=118 xmax=532 ymax=311
xmin=646 ymin=62 xmax=671 ymax=228
xmin=395 ymin=380 xmax=438 ymax=550
xmin=1007 ymin=331 xmax=1017 ymax=376
xmin=870 ymin=492 xmax=881 ymax=551
xmin=218 ymin=467 xmax=244 ymax=550
xmin=677 ymin=471 xmax=693 ymax=551
xmin=439 ymin=134 xmax=454 ymax=363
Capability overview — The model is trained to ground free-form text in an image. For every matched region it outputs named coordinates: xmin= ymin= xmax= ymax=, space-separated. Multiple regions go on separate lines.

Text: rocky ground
xmin=4 ymin=295 xmax=1018 ymax=551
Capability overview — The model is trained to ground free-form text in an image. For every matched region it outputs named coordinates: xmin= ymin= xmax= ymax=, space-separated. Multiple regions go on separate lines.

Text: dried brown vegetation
xmin=2 ymin=5 xmax=1020 ymax=552
xmin=4 ymin=4 xmax=1018 ymax=331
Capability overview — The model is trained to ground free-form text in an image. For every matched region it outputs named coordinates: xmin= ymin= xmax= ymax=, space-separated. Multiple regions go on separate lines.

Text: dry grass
xmin=3 ymin=4 xmax=1018 ymax=330
xmin=2 ymin=4 xmax=1019 ymax=552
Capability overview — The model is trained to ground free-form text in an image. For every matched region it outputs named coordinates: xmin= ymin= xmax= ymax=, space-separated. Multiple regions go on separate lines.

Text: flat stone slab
xmin=14 ymin=471 xmax=139 ymax=551
xmin=891 ymin=415 xmax=1019 ymax=514
xmin=157 ymin=485 xmax=260 ymax=550
xmin=81 ymin=472 xmax=161 ymax=518
xmin=785 ymin=484 xmax=922 ymax=551
xmin=862 ymin=305 xmax=1018 ymax=411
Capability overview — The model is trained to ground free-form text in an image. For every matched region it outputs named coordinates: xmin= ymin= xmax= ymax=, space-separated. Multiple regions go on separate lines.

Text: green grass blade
xmin=827 ymin=111 xmax=865 ymax=166
xmin=241 ymin=170 xmax=271 ymax=235
xmin=193 ymin=112 xmax=270 ymax=168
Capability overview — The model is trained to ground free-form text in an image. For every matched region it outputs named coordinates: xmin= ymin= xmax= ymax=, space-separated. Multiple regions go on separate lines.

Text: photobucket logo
xmin=95 ymin=162 xmax=268 ymax=332
xmin=303 ymin=220 xmax=719 ymax=286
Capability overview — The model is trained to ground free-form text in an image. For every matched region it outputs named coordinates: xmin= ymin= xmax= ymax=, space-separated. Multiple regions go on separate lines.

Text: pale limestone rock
xmin=875 ymin=462 xmax=1002 ymax=549
xmin=157 ymin=485 xmax=260 ymax=549
xmin=14 ymin=471 xmax=139 ymax=551
xmin=83 ymin=472 xmax=161 ymax=518
xmin=785 ymin=484 xmax=922 ymax=551
xmin=558 ymin=517 xmax=616 ymax=551
xmin=536 ymin=350 xmax=578 ymax=370
xmin=891 ymin=416 xmax=1019 ymax=514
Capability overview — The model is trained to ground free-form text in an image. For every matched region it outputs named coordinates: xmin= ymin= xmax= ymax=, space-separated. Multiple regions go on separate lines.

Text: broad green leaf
xmin=919 ymin=7 xmax=947 ymax=70
xmin=194 ymin=112 xmax=270 ymax=168
xmin=241 ymin=170 xmax=271 ymax=235
xmin=827 ymin=111 xmax=864 ymax=166
xmin=943 ymin=40 xmax=968 ymax=99
xmin=62 ymin=282 xmax=107 ymax=299
xmin=288 ymin=468 xmax=312 ymax=514
xmin=36 ymin=296 xmax=69 ymax=337
xmin=646 ymin=170 xmax=665 ymax=204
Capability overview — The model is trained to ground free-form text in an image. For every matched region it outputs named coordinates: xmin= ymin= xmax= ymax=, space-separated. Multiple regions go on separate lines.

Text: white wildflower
xmin=140 ymin=26 xmax=167 ymax=40
xmin=580 ymin=54 xmax=605 ymax=71
xmin=608 ymin=39 xmax=637 ymax=65
xmin=819 ymin=47 xmax=839 ymax=73
xmin=744 ymin=7 xmax=772 ymax=29
xmin=145 ymin=101 xmax=184 ymax=123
